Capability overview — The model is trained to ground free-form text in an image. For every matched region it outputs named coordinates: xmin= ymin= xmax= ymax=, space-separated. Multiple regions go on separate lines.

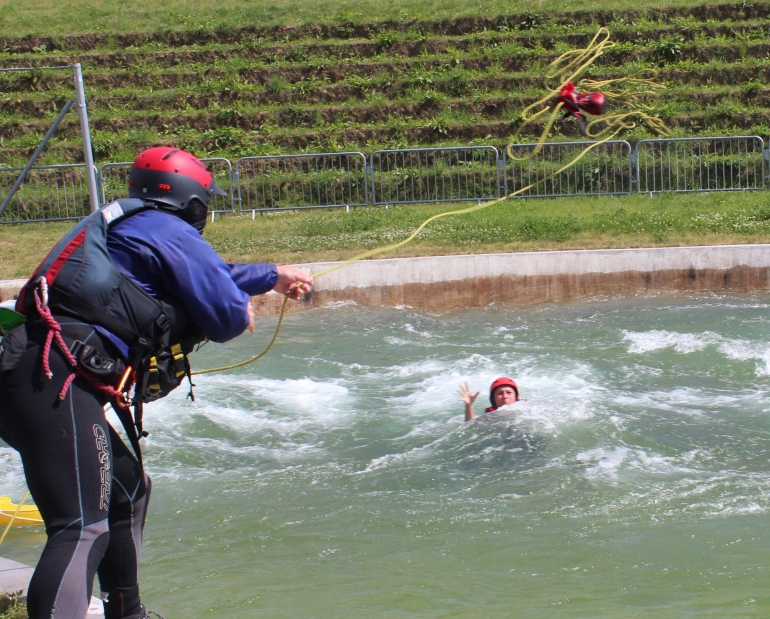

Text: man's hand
xmin=273 ymin=266 xmax=314 ymax=300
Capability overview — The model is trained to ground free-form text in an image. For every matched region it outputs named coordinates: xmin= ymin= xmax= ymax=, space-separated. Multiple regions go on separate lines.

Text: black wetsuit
xmin=0 ymin=320 xmax=148 ymax=619
xmin=0 ymin=207 xmax=278 ymax=619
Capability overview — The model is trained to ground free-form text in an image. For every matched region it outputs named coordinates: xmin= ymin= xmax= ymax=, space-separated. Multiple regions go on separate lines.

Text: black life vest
xmin=17 ymin=199 xmax=203 ymax=464
xmin=17 ymin=198 xmax=194 ymax=362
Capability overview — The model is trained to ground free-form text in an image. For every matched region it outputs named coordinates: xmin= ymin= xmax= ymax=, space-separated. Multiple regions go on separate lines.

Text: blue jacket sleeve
xmin=108 ymin=210 xmax=265 ymax=343
xmin=228 ymin=263 xmax=278 ymax=296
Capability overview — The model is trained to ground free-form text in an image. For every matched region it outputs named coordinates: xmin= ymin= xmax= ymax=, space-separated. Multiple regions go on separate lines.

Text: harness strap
xmin=114 ymin=398 xmax=145 ymax=468
xmin=34 ymin=288 xmax=129 ymax=402
xmin=34 ymin=287 xmax=145 ymax=465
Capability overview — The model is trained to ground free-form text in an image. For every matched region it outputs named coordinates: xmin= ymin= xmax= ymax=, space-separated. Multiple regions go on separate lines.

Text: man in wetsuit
xmin=0 ymin=147 xmax=313 ymax=619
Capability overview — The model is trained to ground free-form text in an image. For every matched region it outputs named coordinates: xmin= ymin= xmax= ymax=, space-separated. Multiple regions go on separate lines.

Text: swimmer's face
xmin=493 ymin=386 xmax=518 ymax=407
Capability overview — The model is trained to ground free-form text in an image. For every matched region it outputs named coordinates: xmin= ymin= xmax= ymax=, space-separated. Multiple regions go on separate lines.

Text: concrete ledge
xmin=4 ymin=245 xmax=770 ymax=316
xmin=0 ymin=279 xmax=26 ymax=304
xmin=0 ymin=557 xmax=33 ymax=595
xmin=252 ymin=244 xmax=770 ymax=315
xmin=0 ymin=557 xmax=104 ymax=617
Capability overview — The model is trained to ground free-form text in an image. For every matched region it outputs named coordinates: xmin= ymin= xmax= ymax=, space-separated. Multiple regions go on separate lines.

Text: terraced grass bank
xmin=1 ymin=3 xmax=770 ymax=166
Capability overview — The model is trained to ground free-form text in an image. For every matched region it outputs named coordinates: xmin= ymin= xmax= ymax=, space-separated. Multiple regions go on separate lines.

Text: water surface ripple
xmin=4 ymin=294 xmax=770 ymax=617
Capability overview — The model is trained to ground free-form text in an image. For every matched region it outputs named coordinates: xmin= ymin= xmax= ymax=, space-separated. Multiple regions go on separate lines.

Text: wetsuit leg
xmin=0 ymin=342 xmax=111 ymax=619
xmin=97 ymin=428 xmax=150 ymax=619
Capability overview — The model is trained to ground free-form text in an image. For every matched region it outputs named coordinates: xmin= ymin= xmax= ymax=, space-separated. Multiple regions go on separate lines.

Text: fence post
xmin=98 ymin=164 xmax=106 ymax=204
xmin=230 ymin=168 xmax=241 ymax=212
xmin=73 ymin=64 xmax=100 ymax=213
xmin=629 ymin=151 xmax=639 ymax=193
xmin=497 ymin=157 xmax=506 ymax=198
xmin=366 ymin=160 xmax=375 ymax=206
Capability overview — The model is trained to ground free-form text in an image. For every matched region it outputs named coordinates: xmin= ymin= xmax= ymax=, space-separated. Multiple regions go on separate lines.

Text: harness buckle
xmin=171 ymin=343 xmax=186 ymax=378
xmin=155 ymin=314 xmax=170 ymax=332
xmin=112 ymin=366 xmax=134 ymax=410
xmin=34 ymin=276 xmax=48 ymax=309
xmin=68 ymin=339 xmax=90 ymax=359
xmin=148 ymin=356 xmax=160 ymax=392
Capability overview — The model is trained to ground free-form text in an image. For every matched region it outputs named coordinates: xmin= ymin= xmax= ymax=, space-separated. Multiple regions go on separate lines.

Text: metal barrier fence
xmin=635 ymin=136 xmax=766 ymax=193
xmin=100 ymin=158 xmax=235 ymax=213
xmin=236 ymin=153 xmax=368 ymax=211
xmin=369 ymin=147 xmax=501 ymax=205
xmin=3 ymin=136 xmax=770 ymax=223
xmin=504 ymin=140 xmax=633 ymax=198
xmin=0 ymin=164 xmax=95 ymax=223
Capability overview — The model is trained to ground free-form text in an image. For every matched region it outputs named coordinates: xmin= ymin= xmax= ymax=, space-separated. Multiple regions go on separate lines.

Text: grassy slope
xmin=3 ymin=3 xmax=770 ymax=165
xmin=1 ymin=0 xmax=707 ymax=37
xmin=2 ymin=191 xmax=770 ymax=280
xmin=1 ymin=1 xmax=769 ymax=278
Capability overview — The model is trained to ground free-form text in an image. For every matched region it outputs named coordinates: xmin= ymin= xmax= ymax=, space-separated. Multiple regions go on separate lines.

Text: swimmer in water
xmin=458 ymin=376 xmax=520 ymax=421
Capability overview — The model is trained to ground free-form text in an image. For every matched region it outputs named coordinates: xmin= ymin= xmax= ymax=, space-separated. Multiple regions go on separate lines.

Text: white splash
xmin=622 ymin=330 xmax=718 ymax=354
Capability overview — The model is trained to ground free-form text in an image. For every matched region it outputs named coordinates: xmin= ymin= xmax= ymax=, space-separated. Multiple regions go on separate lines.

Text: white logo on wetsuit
xmin=93 ymin=424 xmax=111 ymax=510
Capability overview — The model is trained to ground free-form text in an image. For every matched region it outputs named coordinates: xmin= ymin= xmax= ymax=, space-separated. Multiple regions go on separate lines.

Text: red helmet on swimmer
xmin=128 ymin=147 xmax=227 ymax=232
xmin=489 ymin=376 xmax=519 ymax=406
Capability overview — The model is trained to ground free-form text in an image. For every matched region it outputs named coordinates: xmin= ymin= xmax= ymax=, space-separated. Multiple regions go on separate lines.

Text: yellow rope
xmin=192 ymin=27 xmax=670 ymax=376
xmin=192 ymin=294 xmax=291 ymax=376
xmin=0 ymin=491 xmax=30 ymax=546
xmin=545 ymin=27 xmax=614 ymax=83
xmin=192 ymin=134 xmax=624 ymax=375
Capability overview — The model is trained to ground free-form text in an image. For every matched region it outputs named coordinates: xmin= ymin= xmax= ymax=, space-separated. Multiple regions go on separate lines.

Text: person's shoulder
xmin=116 ymin=207 xmax=181 ymax=228
xmin=111 ymin=208 xmax=198 ymax=242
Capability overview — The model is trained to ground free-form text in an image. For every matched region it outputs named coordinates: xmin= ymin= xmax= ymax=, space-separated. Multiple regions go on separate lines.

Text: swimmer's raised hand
xmin=457 ymin=382 xmax=480 ymax=405
xmin=458 ymin=382 xmax=479 ymax=422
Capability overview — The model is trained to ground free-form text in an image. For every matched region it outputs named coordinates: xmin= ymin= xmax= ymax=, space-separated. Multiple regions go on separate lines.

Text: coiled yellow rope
xmin=192 ymin=27 xmax=670 ymax=376
xmin=508 ymin=27 xmax=670 ymax=162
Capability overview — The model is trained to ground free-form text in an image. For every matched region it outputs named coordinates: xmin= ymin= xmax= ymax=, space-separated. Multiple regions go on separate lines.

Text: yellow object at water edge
xmin=0 ymin=496 xmax=43 ymax=525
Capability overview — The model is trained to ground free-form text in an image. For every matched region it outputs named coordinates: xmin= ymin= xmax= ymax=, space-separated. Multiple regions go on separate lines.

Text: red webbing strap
xmin=34 ymin=289 xmax=124 ymax=402
xmin=44 ymin=228 xmax=87 ymax=285
xmin=17 ymin=228 xmax=88 ymax=315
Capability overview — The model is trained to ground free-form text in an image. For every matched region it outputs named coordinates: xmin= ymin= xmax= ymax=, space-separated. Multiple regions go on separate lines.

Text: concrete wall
xmin=4 ymin=245 xmax=770 ymax=316
xmin=251 ymin=245 xmax=770 ymax=315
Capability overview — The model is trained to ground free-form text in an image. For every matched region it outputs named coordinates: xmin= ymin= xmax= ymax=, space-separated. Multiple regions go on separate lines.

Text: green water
xmin=5 ymin=294 xmax=770 ymax=617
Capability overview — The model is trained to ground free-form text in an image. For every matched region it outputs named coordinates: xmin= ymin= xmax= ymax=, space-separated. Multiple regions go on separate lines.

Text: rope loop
xmin=192 ymin=28 xmax=671 ymax=376
xmin=33 ymin=279 xmax=128 ymax=402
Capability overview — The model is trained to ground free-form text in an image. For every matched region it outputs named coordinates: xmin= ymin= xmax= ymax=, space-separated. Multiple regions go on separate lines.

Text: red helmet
xmin=128 ymin=147 xmax=227 ymax=231
xmin=489 ymin=377 xmax=519 ymax=406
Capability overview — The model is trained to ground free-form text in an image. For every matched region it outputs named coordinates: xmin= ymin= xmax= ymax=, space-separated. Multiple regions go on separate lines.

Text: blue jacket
xmin=106 ymin=209 xmax=277 ymax=344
